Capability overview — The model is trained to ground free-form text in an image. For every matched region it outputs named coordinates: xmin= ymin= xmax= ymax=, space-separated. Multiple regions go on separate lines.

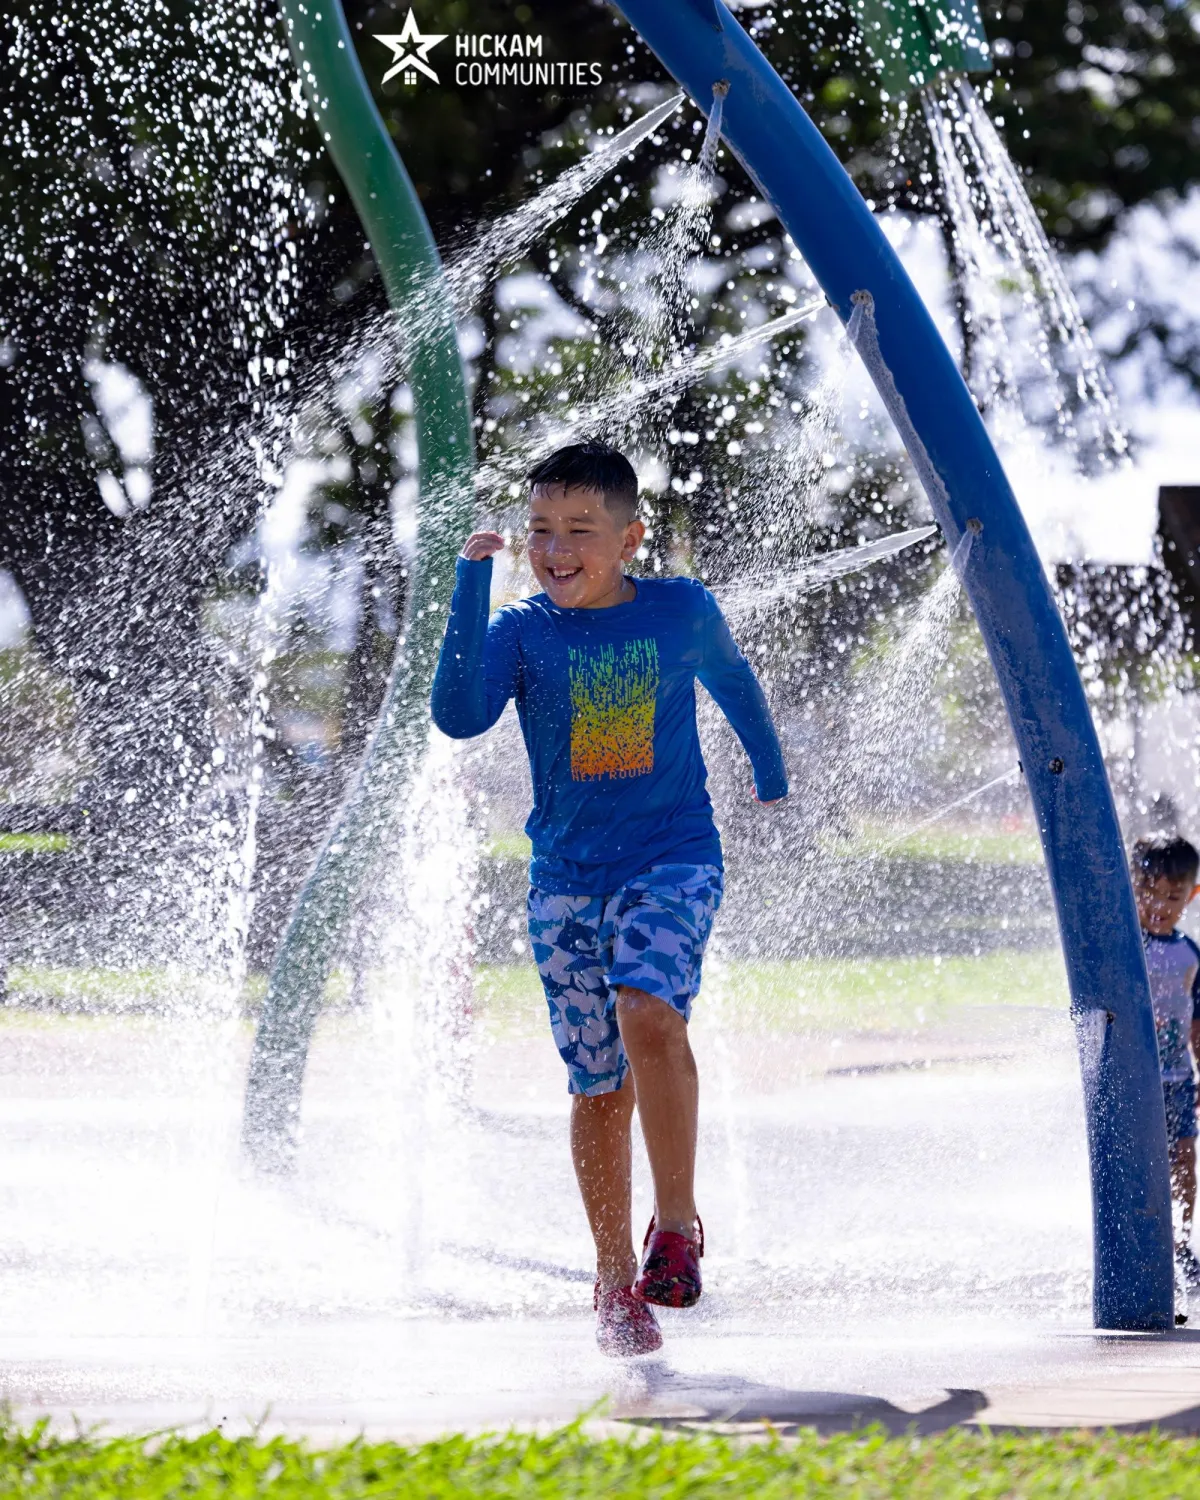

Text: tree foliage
xmin=986 ymin=0 xmax=1200 ymax=248
xmin=0 ymin=0 xmax=1196 ymax=864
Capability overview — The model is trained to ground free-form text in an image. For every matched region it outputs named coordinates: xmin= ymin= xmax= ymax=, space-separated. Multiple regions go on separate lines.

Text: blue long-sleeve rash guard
xmin=431 ymin=556 xmax=789 ymax=895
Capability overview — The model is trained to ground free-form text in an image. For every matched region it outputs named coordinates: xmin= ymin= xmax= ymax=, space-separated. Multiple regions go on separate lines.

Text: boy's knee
xmin=615 ymin=987 xmax=686 ymax=1046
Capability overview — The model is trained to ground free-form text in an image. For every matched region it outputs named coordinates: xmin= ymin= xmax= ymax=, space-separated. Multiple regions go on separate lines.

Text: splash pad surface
xmin=3 ymin=970 xmax=1200 ymax=1438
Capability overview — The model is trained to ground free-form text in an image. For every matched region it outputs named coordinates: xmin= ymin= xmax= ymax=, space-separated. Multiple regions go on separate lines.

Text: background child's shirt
xmin=431 ymin=556 xmax=788 ymax=894
xmin=1143 ymin=929 xmax=1200 ymax=1083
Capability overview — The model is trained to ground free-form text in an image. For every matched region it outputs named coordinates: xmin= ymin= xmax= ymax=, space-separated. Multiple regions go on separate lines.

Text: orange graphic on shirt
xmin=569 ymin=638 xmax=658 ymax=781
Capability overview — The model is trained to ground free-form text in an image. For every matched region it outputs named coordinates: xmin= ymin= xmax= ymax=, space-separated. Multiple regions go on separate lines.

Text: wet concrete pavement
xmin=2 ymin=980 xmax=1198 ymax=1440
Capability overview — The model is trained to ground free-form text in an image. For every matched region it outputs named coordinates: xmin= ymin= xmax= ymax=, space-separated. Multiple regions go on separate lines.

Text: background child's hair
xmin=527 ymin=440 xmax=639 ymax=523
xmin=1131 ymin=834 xmax=1200 ymax=885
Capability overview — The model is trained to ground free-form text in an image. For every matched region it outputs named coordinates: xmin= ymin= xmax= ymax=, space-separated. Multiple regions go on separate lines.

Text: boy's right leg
xmin=527 ymin=886 xmax=651 ymax=1320
xmin=570 ymin=1084 xmax=637 ymax=1291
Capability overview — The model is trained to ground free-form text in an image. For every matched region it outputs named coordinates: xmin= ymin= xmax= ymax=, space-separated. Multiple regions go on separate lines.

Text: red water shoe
xmin=594 ymin=1283 xmax=663 ymax=1357
xmin=634 ymin=1216 xmax=704 ymax=1308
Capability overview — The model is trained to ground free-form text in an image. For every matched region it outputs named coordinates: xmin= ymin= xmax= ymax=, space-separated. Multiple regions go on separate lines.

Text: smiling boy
xmin=431 ymin=441 xmax=787 ymax=1356
xmin=1131 ymin=834 xmax=1200 ymax=1291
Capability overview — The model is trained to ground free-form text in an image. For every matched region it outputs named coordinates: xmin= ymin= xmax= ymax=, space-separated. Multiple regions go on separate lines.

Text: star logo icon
xmin=374 ymin=9 xmax=449 ymax=85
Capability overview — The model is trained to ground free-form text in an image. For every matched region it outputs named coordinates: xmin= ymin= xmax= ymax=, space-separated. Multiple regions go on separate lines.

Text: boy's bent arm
xmin=430 ymin=556 xmax=519 ymax=738
xmin=697 ymin=591 xmax=789 ymax=802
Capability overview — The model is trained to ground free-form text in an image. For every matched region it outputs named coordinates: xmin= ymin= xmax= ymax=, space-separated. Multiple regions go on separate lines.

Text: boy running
xmin=431 ymin=441 xmax=787 ymax=1356
xmin=1130 ymin=835 xmax=1200 ymax=1290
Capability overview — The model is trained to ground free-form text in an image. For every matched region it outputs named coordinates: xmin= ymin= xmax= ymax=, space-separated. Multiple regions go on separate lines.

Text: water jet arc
xmin=613 ymin=0 xmax=1172 ymax=1329
xmin=240 ymin=0 xmax=475 ymax=1170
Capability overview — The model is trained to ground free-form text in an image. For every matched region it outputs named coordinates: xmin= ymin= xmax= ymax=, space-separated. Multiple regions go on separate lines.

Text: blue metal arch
xmin=614 ymin=0 xmax=1173 ymax=1328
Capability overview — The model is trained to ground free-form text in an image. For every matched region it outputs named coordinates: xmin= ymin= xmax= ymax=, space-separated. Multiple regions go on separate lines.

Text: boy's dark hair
xmin=1131 ymin=835 xmax=1200 ymax=885
xmin=527 ymin=441 xmax=639 ymax=524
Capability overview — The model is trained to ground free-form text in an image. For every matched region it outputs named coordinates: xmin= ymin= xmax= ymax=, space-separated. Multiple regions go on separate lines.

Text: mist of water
xmin=876 ymin=765 xmax=1023 ymax=856
xmin=446 ymin=93 xmax=686 ymax=321
xmin=848 ymin=562 xmax=964 ymax=819
xmin=717 ymin=524 xmax=937 ymax=616
xmin=473 ymin=297 xmax=828 ymax=511
xmin=518 ymin=83 xmax=732 ymax=465
xmin=923 ymin=80 xmax=1127 ymax=472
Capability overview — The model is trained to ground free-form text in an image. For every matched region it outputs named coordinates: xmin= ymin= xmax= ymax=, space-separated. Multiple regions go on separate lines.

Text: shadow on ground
xmin=608 ymin=1330 xmax=1200 ymax=1436
xmin=610 ymin=1364 xmax=987 ymax=1436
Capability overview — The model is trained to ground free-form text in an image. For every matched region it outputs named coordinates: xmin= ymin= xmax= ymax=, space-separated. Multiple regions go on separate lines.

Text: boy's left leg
xmin=615 ymin=988 xmax=698 ymax=1237
xmin=1166 ymin=1079 xmax=1200 ymax=1293
xmin=570 ymin=1085 xmax=638 ymax=1291
xmin=1171 ymin=1137 xmax=1197 ymax=1239
xmin=605 ymin=864 xmax=723 ymax=1309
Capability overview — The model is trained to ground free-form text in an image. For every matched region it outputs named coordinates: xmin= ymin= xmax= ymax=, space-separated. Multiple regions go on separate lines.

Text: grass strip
xmin=475 ymin=949 xmax=1071 ymax=1038
xmin=5 ymin=1421 xmax=1200 ymax=1497
xmin=0 ymin=832 xmax=70 ymax=854
xmin=488 ymin=826 xmax=1045 ymax=866
xmin=823 ymin=824 xmax=1043 ymax=865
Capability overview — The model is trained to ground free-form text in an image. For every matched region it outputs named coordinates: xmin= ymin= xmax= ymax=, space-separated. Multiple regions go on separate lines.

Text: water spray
xmin=875 ymin=765 xmax=1023 ymax=857
xmin=615 ymin=0 xmax=1173 ymax=1331
xmin=240 ymin=0 xmax=476 ymax=1172
xmin=718 ymin=524 xmax=937 ymax=617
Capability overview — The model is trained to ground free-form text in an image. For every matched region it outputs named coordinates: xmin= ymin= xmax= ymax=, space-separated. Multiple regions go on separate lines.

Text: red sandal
xmin=594 ymin=1282 xmax=663 ymax=1356
xmin=633 ymin=1215 xmax=704 ymax=1308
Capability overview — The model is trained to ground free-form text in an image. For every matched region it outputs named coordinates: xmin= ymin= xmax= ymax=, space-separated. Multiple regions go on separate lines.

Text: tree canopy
xmin=0 ymin=0 xmax=1196 ymax=898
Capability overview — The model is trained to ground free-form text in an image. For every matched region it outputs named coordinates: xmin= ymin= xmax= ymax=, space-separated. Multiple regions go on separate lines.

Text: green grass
xmin=1 ymin=951 xmax=1068 ymax=1035
xmin=825 ymin=825 xmax=1043 ymax=865
xmin=708 ymin=951 xmax=1068 ymax=1031
xmin=2 ymin=966 xmax=265 ymax=1014
xmin=0 ymin=832 xmax=70 ymax=854
xmin=483 ymin=830 xmax=534 ymax=861
xmin=0 ymin=967 xmax=396 ymax=1016
xmin=6 ymin=1422 xmax=1200 ymax=1497
xmin=485 ymin=826 xmax=1044 ymax=867
xmin=6 ymin=966 xmax=194 ymax=1011
xmin=474 ymin=950 xmax=1070 ymax=1038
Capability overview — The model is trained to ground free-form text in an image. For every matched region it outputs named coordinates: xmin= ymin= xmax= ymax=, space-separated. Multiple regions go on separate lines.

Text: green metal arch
xmin=241 ymin=0 xmax=475 ymax=1168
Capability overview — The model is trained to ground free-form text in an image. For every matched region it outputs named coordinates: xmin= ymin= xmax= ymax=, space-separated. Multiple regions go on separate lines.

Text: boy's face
xmin=526 ymin=483 xmax=645 ymax=610
xmin=1132 ymin=869 xmax=1200 ymax=936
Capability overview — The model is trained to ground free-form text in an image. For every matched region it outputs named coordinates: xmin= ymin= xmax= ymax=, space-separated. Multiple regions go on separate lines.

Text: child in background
xmin=1131 ymin=835 xmax=1200 ymax=1289
xmin=431 ymin=441 xmax=787 ymax=1356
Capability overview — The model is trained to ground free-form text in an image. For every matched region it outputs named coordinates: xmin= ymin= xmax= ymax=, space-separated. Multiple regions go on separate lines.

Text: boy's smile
xmin=527 ymin=482 xmax=645 ymax=611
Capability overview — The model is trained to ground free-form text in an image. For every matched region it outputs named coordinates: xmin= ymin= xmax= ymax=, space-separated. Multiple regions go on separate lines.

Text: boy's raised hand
xmin=461 ymin=531 xmax=506 ymax=561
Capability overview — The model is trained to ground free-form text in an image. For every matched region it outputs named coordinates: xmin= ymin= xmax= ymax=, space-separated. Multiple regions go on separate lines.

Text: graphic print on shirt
xmin=568 ymin=638 xmax=658 ymax=781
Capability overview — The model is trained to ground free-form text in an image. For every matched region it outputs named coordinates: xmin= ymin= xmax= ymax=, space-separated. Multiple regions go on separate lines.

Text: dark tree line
xmin=1 ymin=0 xmax=1197 ymax=953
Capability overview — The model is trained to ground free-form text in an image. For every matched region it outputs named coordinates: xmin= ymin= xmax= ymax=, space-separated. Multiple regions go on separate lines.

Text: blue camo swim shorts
xmin=527 ymin=863 xmax=724 ymax=1097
